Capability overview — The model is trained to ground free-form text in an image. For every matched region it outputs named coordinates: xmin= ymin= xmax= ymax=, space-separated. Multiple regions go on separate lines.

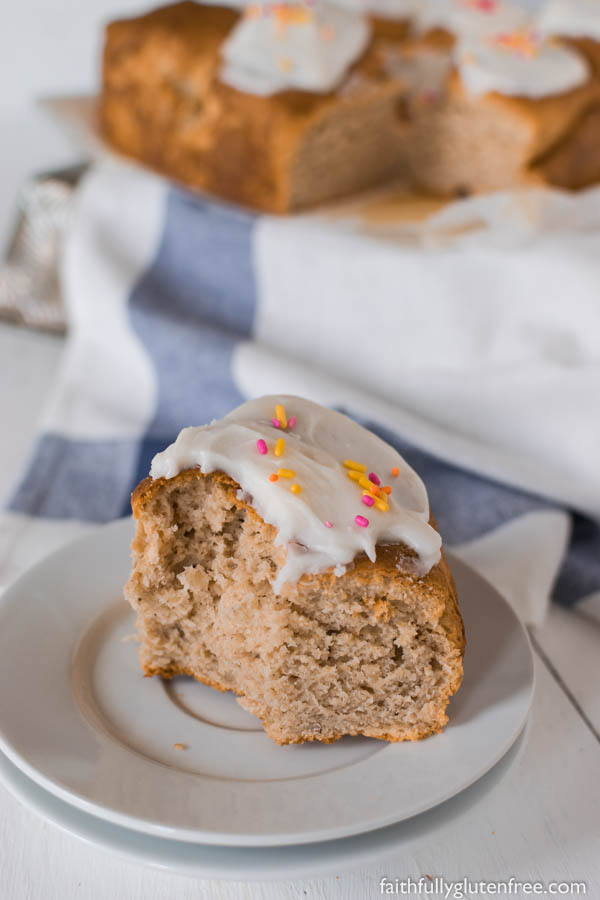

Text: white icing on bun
xmin=150 ymin=396 xmax=441 ymax=592
xmin=220 ymin=3 xmax=371 ymax=95
xmin=414 ymin=0 xmax=588 ymax=99
xmin=217 ymin=0 xmax=589 ymax=100
xmin=457 ymin=29 xmax=589 ymax=97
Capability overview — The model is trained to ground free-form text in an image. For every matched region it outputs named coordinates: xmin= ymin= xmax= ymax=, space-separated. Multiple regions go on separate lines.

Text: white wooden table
xmin=0 ymin=319 xmax=599 ymax=899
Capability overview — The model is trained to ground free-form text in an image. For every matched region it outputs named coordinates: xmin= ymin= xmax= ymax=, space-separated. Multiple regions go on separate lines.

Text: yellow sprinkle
xmin=275 ymin=437 xmax=285 ymax=457
xmin=374 ymin=498 xmax=389 ymax=512
xmin=275 ymin=404 xmax=287 ymax=429
xmin=290 ymin=483 xmax=302 ymax=494
xmin=347 ymin=470 xmax=362 ymax=482
xmin=173 ymin=743 xmax=186 ymax=750
xmin=277 ymin=468 xmax=296 ymax=479
xmin=359 ymin=475 xmax=378 ymax=492
xmin=344 ymin=459 xmax=366 ymax=473
xmin=363 ymin=483 xmax=380 ymax=496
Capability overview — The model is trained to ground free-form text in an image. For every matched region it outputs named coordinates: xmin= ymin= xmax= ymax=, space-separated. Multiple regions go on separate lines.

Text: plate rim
xmin=0 ymin=517 xmax=535 ymax=847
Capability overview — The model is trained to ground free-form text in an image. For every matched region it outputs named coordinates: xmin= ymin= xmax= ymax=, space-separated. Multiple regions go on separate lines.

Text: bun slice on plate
xmin=125 ymin=396 xmax=464 ymax=745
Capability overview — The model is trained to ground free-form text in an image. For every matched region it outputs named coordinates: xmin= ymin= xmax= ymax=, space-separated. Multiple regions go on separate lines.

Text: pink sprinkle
xmin=361 ymin=495 xmax=374 ymax=507
xmin=368 ymin=472 xmax=381 ymax=486
xmin=271 ymin=418 xmax=281 ymax=429
xmin=355 ymin=515 xmax=369 ymax=528
xmin=256 ymin=439 xmax=268 ymax=455
xmin=324 ymin=520 xmax=333 ymax=528
xmin=288 ymin=416 xmax=297 ymax=430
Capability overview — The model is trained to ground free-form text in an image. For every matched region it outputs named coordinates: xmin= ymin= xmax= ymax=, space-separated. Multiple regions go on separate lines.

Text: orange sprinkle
xmin=269 ymin=473 xmax=278 ymax=482
xmin=381 ymin=485 xmax=392 ymax=495
xmin=391 ymin=466 xmax=400 ymax=477
xmin=290 ymin=483 xmax=302 ymax=494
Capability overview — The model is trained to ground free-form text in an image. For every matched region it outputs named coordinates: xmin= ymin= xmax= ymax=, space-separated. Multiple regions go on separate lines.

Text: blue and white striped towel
xmin=2 ymin=159 xmax=600 ymax=626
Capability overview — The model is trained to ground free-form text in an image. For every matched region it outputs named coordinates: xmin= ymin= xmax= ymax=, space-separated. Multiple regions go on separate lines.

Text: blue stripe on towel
xmin=8 ymin=435 xmax=140 ymax=522
xmin=554 ymin=515 xmax=600 ymax=606
xmin=8 ymin=189 xmax=259 ymax=522
xmin=125 ymin=188 xmax=258 ymax=502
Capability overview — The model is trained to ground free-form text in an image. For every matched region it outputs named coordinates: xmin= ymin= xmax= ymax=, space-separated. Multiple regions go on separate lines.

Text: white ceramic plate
xmin=0 ymin=518 xmax=534 ymax=847
xmin=0 ymin=725 xmax=528 ymax=881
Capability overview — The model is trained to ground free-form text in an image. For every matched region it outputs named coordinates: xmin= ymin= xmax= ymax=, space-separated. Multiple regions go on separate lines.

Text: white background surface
xmin=1 ymin=1 xmax=599 ymax=897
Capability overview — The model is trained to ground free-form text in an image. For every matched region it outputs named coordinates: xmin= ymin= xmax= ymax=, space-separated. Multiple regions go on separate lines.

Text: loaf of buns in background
xmin=100 ymin=2 xmax=600 ymax=211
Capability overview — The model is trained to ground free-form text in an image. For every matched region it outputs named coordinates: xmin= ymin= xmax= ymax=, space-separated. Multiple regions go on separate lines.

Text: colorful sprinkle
xmin=354 ymin=515 xmax=369 ymax=528
xmin=290 ymin=483 xmax=302 ymax=494
xmin=492 ymin=28 xmax=539 ymax=59
xmin=381 ymin=485 xmax=392 ymax=495
xmin=324 ymin=520 xmax=333 ymax=528
xmin=288 ymin=416 xmax=297 ymax=430
xmin=277 ymin=468 xmax=296 ymax=478
xmin=368 ymin=472 xmax=381 ymax=486
xmin=347 ymin=470 xmax=363 ymax=482
xmin=374 ymin=498 xmax=389 ymax=512
xmin=269 ymin=473 xmax=278 ymax=482
xmin=272 ymin=418 xmax=281 ymax=429
xmin=344 ymin=459 xmax=366 ymax=473
xmin=361 ymin=495 xmax=375 ymax=507
xmin=358 ymin=475 xmax=379 ymax=493
xmin=275 ymin=404 xmax=288 ymax=429
xmin=256 ymin=439 xmax=268 ymax=455
xmin=275 ymin=437 xmax=285 ymax=457
xmin=391 ymin=466 xmax=400 ymax=477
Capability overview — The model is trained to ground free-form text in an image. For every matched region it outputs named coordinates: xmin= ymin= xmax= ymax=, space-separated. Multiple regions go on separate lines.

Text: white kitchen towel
xmin=2 ymin=159 xmax=600 ymax=625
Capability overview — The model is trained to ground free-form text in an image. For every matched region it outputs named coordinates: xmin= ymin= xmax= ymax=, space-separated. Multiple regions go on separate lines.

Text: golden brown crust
xmin=532 ymin=102 xmax=600 ymax=189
